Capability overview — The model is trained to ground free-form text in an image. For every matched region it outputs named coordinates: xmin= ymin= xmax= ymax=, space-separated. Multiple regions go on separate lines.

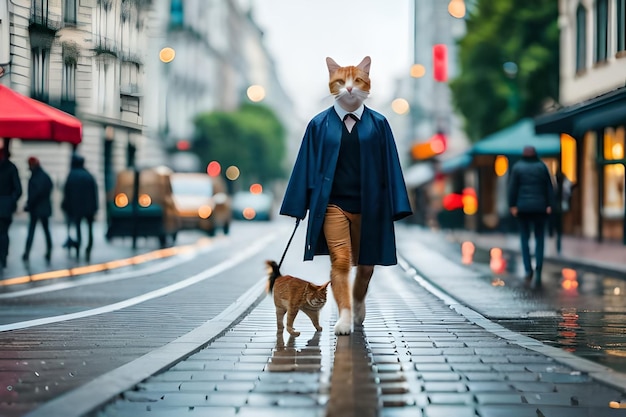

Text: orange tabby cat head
xmin=326 ymin=56 xmax=371 ymax=111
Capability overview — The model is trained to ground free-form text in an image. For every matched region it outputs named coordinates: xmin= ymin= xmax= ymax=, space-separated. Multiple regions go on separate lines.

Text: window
xmin=62 ymin=62 xmax=76 ymax=101
xmin=576 ymin=4 xmax=587 ymax=71
xmin=31 ymin=47 xmax=49 ymax=101
xmin=618 ymin=0 xmax=626 ymax=53
xmin=31 ymin=0 xmax=49 ymax=26
xmin=170 ymin=0 xmax=183 ymax=27
xmin=595 ymin=0 xmax=608 ymax=62
xmin=602 ymin=127 xmax=625 ymax=219
xmin=64 ymin=0 xmax=76 ymax=25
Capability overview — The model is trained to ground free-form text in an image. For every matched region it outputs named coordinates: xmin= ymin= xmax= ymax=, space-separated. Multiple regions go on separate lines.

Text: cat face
xmin=306 ymin=281 xmax=329 ymax=309
xmin=326 ymin=56 xmax=371 ymax=110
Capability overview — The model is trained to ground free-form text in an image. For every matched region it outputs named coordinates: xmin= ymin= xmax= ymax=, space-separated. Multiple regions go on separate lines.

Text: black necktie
xmin=343 ymin=113 xmax=359 ymax=122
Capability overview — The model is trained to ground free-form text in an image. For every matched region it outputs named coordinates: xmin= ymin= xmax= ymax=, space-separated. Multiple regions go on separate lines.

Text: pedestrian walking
xmin=508 ymin=145 xmax=555 ymax=289
xmin=280 ymin=56 xmax=412 ymax=336
xmin=22 ymin=157 xmax=53 ymax=264
xmin=61 ymin=154 xmax=99 ymax=261
xmin=0 ymin=148 xmax=23 ymax=269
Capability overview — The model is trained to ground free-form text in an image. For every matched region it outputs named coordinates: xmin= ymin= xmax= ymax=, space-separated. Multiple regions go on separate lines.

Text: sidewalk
xmin=442 ymin=227 xmax=626 ymax=277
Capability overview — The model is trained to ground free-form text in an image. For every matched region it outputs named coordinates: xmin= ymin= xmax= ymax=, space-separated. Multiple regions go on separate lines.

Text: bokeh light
xmin=115 ymin=193 xmax=129 ymax=208
xmin=494 ymin=155 xmax=509 ymax=176
xmin=410 ymin=64 xmax=426 ymax=78
xmin=198 ymin=205 xmax=212 ymax=219
xmin=243 ymin=207 xmax=256 ymax=220
xmin=391 ymin=98 xmax=410 ymax=115
xmin=159 ymin=47 xmax=176 ymax=63
xmin=247 ymin=85 xmax=266 ymax=102
xmin=448 ymin=0 xmax=466 ymax=19
xmin=250 ymin=183 xmax=263 ymax=194
xmin=225 ymin=165 xmax=240 ymax=181
xmin=138 ymin=194 xmax=152 ymax=207
xmin=207 ymin=161 xmax=221 ymax=177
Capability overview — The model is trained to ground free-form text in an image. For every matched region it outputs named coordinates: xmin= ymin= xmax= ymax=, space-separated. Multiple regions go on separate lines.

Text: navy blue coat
xmin=280 ymin=106 xmax=412 ymax=266
xmin=25 ymin=166 xmax=53 ymax=218
xmin=508 ymin=156 xmax=555 ymax=214
xmin=0 ymin=159 xmax=22 ymax=219
xmin=62 ymin=155 xmax=99 ymax=221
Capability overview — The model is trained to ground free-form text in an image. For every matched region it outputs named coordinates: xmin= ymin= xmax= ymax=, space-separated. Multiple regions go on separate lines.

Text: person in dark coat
xmin=0 ymin=148 xmax=22 ymax=269
xmin=22 ymin=157 xmax=53 ymax=264
xmin=280 ymin=56 xmax=412 ymax=336
xmin=508 ymin=145 xmax=555 ymax=289
xmin=62 ymin=154 xmax=99 ymax=261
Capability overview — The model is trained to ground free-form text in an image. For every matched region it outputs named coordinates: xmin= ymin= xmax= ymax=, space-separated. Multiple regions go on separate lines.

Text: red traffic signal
xmin=433 ymin=44 xmax=448 ymax=82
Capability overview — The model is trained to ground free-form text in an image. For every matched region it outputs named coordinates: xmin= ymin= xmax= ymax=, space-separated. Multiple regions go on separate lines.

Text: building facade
xmin=0 ymin=0 xmax=294 ymax=221
xmin=535 ymin=0 xmax=626 ymax=243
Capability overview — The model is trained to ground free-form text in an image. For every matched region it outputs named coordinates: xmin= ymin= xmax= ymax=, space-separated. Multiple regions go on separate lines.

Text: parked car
xmin=170 ymin=172 xmax=232 ymax=236
xmin=106 ymin=166 xmax=181 ymax=247
xmin=232 ymin=190 xmax=274 ymax=221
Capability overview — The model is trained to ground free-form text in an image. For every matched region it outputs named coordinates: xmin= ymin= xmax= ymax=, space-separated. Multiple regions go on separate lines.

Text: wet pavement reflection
xmin=472 ymin=246 xmax=626 ymax=373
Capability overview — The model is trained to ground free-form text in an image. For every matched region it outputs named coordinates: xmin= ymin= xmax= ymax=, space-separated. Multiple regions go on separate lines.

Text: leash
xmin=278 ymin=218 xmax=301 ymax=269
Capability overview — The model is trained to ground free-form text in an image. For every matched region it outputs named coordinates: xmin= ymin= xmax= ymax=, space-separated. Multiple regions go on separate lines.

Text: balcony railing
xmin=30 ymin=0 xmax=62 ymax=32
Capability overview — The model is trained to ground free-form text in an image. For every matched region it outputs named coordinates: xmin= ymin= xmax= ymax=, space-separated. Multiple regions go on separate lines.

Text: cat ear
xmin=321 ymin=281 xmax=331 ymax=290
xmin=326 ymin=57 xmax=341 ymax=75
xmin=356 ymin=56 xmax=371 ymax=74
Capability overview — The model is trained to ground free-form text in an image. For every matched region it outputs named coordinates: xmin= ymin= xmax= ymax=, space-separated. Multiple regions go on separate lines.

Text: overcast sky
xmin=249 ymin=1 xmax=412 ymax=120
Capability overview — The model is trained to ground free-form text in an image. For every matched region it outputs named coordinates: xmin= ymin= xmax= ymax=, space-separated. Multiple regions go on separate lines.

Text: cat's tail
xmin=266 ymin=260 xmax=281 ymax=294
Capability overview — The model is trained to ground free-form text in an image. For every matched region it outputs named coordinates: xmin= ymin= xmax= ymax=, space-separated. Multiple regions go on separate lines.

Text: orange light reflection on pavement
xmin=0 ymin=243 xmax=203 ymax=288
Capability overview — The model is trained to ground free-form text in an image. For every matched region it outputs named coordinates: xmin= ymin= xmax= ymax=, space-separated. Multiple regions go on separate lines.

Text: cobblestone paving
xmin=96 ymin=263 xmax=626 ymax=417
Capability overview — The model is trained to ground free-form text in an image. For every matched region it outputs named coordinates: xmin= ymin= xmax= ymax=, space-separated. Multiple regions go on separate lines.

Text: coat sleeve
xmin=508 ymin=167 xmax=520 ymax=208
xmin=280 ymin=121 xmax=317 ymax=220
xmin=544 ymin=165 xmax=555 ymax=210
xmin=381 ymin=119 xmax=412 ymax=221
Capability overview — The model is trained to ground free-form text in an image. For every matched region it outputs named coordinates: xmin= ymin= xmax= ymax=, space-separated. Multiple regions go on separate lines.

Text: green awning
xmin=472 ymin=118 xmax=560 ymax=157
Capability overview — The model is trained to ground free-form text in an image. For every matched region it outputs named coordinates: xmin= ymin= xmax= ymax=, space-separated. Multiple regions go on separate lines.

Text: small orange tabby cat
xmin=266 ymin=260 xmax=329 ymax=337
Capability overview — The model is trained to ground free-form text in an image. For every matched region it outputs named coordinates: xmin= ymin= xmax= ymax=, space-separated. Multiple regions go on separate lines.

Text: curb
xmin=398 ymin=255 xmax=626 ymax=394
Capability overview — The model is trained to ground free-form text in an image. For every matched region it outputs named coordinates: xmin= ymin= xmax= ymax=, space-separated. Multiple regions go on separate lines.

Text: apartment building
xmin=0 ymin=0 xmax=294 ymax=221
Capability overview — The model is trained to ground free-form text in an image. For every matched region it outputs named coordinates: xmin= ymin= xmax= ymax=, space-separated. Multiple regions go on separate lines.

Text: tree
xmin=449 ymin=0 xmax=559 ymax=142
xmin=192 ymin=103 xmax=286 ymax=187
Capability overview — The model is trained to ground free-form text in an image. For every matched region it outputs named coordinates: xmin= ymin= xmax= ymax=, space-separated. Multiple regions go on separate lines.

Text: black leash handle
xmin=278 ymin=218 xmax=301 ymax=269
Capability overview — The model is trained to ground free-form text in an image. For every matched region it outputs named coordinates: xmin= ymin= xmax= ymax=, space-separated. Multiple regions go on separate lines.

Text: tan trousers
xmin=323 ymin=205 xmax=374 ymax=313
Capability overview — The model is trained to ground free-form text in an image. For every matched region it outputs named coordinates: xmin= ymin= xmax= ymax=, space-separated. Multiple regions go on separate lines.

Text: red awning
xmin=0 ymin=84 xmax=82 ymax=145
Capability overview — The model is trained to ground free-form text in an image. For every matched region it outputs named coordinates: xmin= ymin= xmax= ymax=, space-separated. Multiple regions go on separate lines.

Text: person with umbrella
xmin=22 ymin=157 xmax=53 ymax=264
xmin=0 ymin=148 xmax=22 ymax=269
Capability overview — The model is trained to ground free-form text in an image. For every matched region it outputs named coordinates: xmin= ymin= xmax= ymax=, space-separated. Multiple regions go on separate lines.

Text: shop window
xmin=595 ymin=0 xmax=608 ymax=63
xmin=576 ymin=4 xmax=587 ymax=71
xmin=561 ymin=133 xmax=578 ymax=183
xmin=602 ymin=127 xmax=625 ymax=219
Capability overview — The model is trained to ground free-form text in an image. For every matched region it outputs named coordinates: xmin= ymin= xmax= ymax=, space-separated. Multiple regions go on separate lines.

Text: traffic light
xmin=433 ymin=44 xmax=448 ymax=82
xmin=411 ymin=133 xmax=448 ymax=160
